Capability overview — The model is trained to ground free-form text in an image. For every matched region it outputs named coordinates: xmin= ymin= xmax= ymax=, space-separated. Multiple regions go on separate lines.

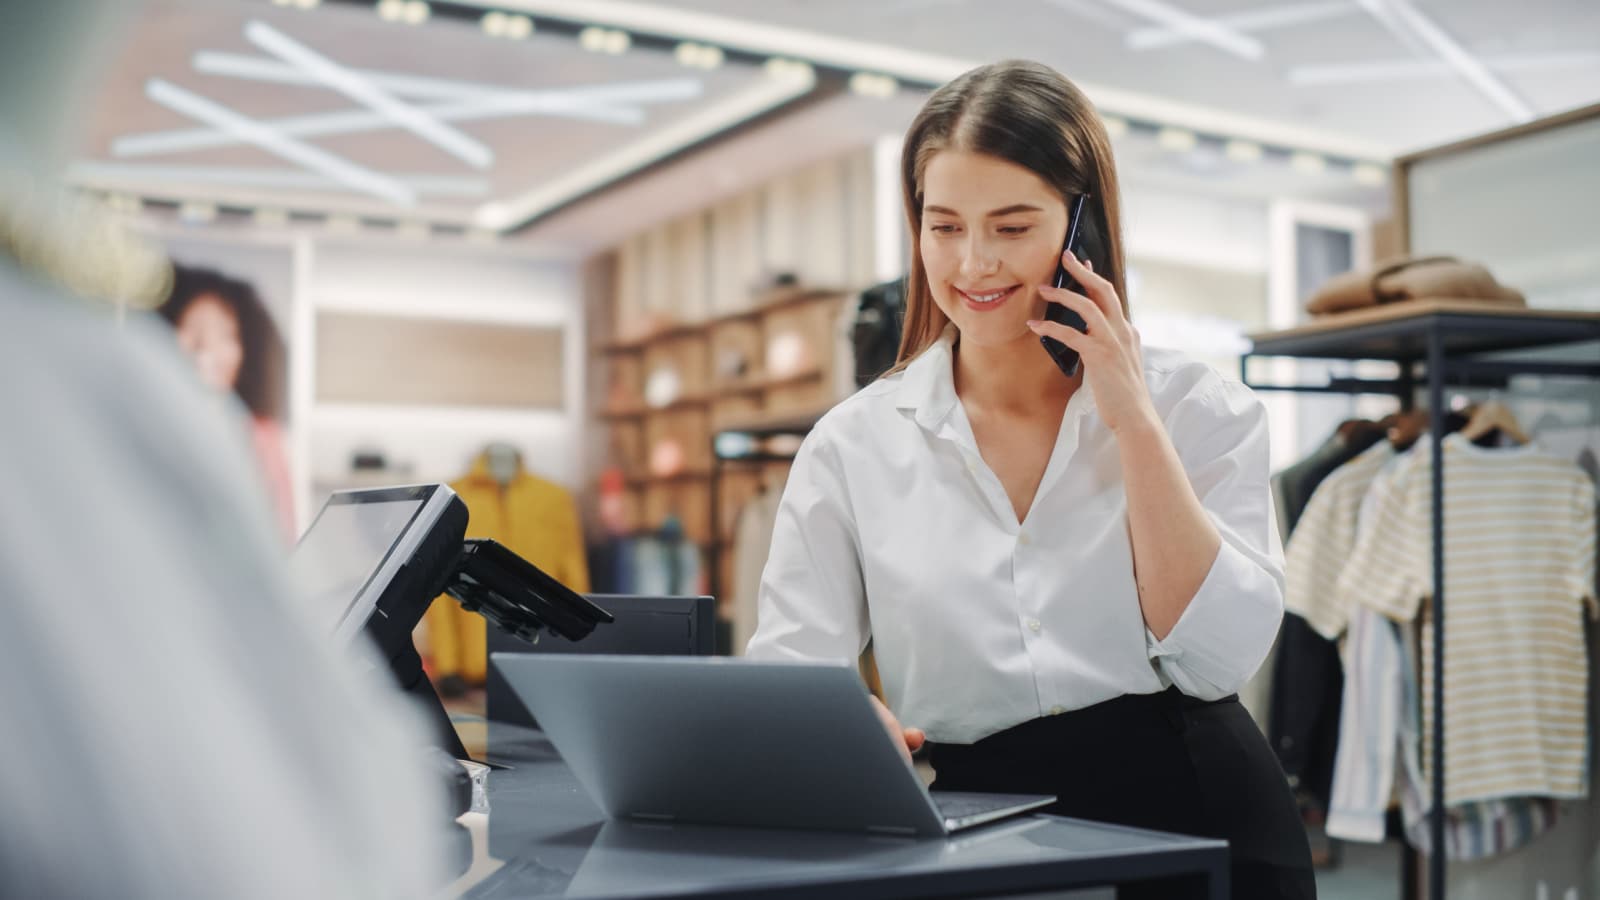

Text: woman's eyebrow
xmin=924 ymin=203 xmax=1043 ymax=217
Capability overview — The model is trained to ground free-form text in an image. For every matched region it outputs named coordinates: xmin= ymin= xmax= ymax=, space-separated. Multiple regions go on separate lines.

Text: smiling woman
xmin=894 ymin=59 xmax=1127 ymax=369
xmin=746 ymin=60 xmax=1314 ymax=900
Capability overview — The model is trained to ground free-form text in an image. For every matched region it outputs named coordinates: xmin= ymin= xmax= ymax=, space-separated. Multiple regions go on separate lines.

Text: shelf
xmin=709 ymin=287 xmax=850 ymax=327
xmin=625 ymin=470 xmax=711 ymax=490
xmin=713 ymin=407 xmax=830 ymax=438
xmin=597 ymin=395 xmax=713 ymax=419
xmin=597 ymin=322 xmax=709 ymax=355
xmin=595 ymin=288 xmax=852 ymax=355
xmin=1246 ymin=301 xmax=1600 ymax=362
xmin=711 ymin=368 xmax=826 ymax=399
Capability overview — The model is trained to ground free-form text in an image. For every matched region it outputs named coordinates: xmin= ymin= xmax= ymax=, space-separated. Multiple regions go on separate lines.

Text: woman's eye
xmin=929 ymin=224 xmax=959 ymax=234
xmin=998 ymin=226 xmax=1031 ymax=236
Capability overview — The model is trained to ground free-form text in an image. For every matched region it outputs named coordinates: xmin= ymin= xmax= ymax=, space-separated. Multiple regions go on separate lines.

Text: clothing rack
xmin=1243 ymin=301 xmax=1600 ymax=900
xmin=706 ymin=410 xmax=822 ymax=621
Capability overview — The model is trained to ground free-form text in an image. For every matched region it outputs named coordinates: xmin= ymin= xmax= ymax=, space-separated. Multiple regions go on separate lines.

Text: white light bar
xmin=1353 ymin=0 xmax=1533 ymax=122
xmin=1127 ymin=2 xmax=1353 ymax=51
xmin=1104 ymin=0 xmax=1264 ymax=60
xmin=475 ymin=69 xmax=815 ymax=230
xmin=244 ymin=20 xmax=494 ymax=168
xmin=67 ymin=162 xmax=491 ymax=197
xmin=145 ymin=78 xmax=416 ymax=206
xmin=475 ymin=0 xmax=1390 ymax=159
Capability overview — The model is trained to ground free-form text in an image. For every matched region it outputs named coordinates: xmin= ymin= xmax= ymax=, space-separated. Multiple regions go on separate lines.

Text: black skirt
xmin=927 ymin=687 xmax=1316 ymax=899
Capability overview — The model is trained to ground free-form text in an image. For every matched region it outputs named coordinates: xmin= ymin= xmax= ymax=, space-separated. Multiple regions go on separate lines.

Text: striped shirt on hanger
xmin=1283 ymin=440 xmax=1395 ymax=638
xmin=1335 ymin=434 xmax=1598 ymax=806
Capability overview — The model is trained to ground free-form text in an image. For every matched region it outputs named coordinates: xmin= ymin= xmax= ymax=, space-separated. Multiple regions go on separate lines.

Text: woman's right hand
xmin=870 ymin=694 xmax=926 ymax=764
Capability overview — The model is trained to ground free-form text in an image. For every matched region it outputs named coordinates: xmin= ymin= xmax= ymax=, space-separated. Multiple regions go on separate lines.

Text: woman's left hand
xmin=1028 ymin=251 xmax=1158 ymax=435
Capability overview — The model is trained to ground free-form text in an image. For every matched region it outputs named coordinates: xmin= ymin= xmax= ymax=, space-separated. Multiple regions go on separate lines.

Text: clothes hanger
xmin=1460 ymin=395 xmax=1529 ymax=446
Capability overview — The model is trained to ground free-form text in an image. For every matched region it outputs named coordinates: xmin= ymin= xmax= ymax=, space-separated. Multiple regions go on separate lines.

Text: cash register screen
xmin=289 ymin=493 xmax=428 ymax=634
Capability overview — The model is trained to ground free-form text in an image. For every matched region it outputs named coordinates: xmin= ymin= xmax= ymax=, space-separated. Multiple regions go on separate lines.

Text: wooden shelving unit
xmin=594 ymin=286 xmax=852 ymax=549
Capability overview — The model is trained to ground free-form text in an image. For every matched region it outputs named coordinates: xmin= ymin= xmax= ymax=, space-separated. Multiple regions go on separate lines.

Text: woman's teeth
xmin=966 ymin=287 xmax=1010 ymax=304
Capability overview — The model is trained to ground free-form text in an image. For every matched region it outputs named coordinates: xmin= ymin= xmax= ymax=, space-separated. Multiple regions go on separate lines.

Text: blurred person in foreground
xmin=0 ymin=4 xmax=449 ymax=898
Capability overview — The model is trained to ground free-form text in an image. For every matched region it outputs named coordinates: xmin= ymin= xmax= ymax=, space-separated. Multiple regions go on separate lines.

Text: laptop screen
xmin=289 ymin=491 xmax=428 ymax=634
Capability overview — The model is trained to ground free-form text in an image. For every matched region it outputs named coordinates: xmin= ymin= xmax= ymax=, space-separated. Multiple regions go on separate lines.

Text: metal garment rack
xmin=1242 ymin=304 xmax=1600 ymax=900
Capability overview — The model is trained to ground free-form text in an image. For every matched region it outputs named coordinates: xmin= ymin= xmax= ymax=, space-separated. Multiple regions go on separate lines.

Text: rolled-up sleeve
xmin=1145 ymin=379 xmax=1286 ymax=699
xmin=743 ymin=427 xmax=870 ymax=662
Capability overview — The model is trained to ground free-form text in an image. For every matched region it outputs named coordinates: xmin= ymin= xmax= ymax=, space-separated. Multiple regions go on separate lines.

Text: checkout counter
xmin=290 ymin=485 xmax=1231 ymax=899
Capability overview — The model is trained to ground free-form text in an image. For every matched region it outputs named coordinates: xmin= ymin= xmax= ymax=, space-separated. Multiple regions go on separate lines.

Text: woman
xmin=159 ymin=265 xmax=296 ymax=541
xmin=746 ymin=60 xmax=1313 ymax=898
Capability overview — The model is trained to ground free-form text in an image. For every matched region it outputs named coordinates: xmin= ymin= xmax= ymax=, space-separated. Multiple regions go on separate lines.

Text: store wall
xmin=304 ymin=240 xmax=584 ymax=513
xmin=614 ymin=149 xmax=878 ymax=328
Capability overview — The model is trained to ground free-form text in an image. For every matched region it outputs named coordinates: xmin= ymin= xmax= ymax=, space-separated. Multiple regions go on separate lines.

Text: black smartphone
xmin=1040 ymin=192 xmax=1090 ymax=378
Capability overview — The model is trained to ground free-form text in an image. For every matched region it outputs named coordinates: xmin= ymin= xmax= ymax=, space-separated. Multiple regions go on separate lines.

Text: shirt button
xmin=1049 ymin=706 xmax=1065 ymax=716
xmin=1027 ymin=619 xmax=1041 ymax=633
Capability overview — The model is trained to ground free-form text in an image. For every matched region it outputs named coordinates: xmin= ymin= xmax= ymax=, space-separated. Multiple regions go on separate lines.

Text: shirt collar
xmin=894 ymin=324 xmax=960 ymax=431
xmin=894 ymin=324 xmax=1102 ymax=434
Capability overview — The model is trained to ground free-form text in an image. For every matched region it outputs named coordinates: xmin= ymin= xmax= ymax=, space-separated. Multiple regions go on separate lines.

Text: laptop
xmin=491 ymin=654 xmax=1055 ymax=837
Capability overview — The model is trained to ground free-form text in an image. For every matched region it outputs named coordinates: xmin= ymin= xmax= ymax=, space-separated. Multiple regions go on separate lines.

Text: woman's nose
xmin=959 ymin=240 xmax=999 ymax=279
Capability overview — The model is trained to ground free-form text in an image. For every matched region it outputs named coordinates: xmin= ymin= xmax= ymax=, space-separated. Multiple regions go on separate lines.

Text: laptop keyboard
xmin=932 ymin=792 xmax=1047 ymax=823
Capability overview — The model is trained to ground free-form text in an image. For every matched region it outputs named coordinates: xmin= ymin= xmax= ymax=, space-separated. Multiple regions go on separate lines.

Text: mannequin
xmin=484 ymin=441 xmax=522 ymax=487
xmin=425 ymin=441 xmax=590 ymax=695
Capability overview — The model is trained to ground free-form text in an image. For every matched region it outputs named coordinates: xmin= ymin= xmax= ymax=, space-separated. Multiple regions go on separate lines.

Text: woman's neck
xmin=952 ymin=330 xmax=1080 ymax=416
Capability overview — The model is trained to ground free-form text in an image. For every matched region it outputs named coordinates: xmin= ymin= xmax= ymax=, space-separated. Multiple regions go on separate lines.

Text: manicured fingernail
xmin=1026 ymin=319 xmax=1042 ymax=328
xmin=1083 ymin=257 xmax=1094 ymax=270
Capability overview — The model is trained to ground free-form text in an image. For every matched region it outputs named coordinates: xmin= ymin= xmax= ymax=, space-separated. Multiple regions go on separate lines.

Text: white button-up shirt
xmin=746 ymin=328 xmax=1286 ymax=743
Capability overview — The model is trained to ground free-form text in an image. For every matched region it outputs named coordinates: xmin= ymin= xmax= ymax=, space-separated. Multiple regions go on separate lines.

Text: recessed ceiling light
xmin=1102 ymin=116 xmax=1129 ymax=139
xmin=179 ymin=201 xmax=218 ymax=224
xmin=764 ymin=57 xmax=814 ymax=82
xmin=505 ymin=14 xmax=533 ymax=39
xmin=400 ymin=1 xmax=429 ymax=25
xmin=254 ymin=208 xmax=290 ymax=228
xmin=849 ymin=72 xmax=898 ymax=99
xmin=1224 ymin=139 xmax=1262 ymax=163
xmin=481 ymin=11 xmax=507 ymax=36
xmin=603 ymin=29 xmax=630 ymax=55
xmin=326 ymin=213 xmax=360 ymax=233
xmin=376 ymin=0 xmax=405 ymax=22
xmin=1353 ymin=162 xmax=1388 ymax=186
xmin=1157 ymin=126 xmax=1197 ymax=152
xmin=675 ymin=42 xmax=723 ymax=70
xmin=1291 ymin=150 xmax=1327 ymax=175
xmin=294 ymin=0 xmax=321 ymax=9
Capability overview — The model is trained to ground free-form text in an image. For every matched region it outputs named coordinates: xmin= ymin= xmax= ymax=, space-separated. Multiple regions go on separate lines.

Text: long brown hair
xmin=890 ymin=60 xmax=1128 ymax=373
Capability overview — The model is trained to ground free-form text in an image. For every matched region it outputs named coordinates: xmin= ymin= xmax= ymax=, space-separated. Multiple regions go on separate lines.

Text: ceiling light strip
xmin=1102 ymin=0 xmax=1265 ymax=60
xmin=1127 ymin=1 xmax=1354 ymax=51
xmin=67 ymin=161 xmax=491 ymax=197
xmin=475 ymin=69 xmax=815 ymax=230
xmin=113 ymin=74 xmax=712 ymax=158
xmin=194 ymin=51 xmax=695 ymax=106
xmin=244 ymin=19 xmax=495 ymax=167
xmin=1353 ymin=0 xmax=1533 ymax=122
xmin=144 ymin=78 xmax=416 ymax=205
xmin=1290 ymin=52 xmax=1600 ymax=85
xmin=470 ymin=0 xmax=1390 ymax=160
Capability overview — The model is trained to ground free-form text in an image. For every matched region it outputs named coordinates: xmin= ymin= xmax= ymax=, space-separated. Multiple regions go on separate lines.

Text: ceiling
xmin=637 ymin=0 xmax=1600 ymax=153
xmin=68 ymin=0 xmax=1599 ymax=253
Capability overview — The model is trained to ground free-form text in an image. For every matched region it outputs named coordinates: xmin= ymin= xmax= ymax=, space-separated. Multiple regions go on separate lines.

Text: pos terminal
xmin=288 ymin=484 xmax=613 ymax=759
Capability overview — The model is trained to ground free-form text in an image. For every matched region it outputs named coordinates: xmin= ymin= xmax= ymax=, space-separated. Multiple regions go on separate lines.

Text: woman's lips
xmin=956 ymin=284 xmax=1019 ymax=311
